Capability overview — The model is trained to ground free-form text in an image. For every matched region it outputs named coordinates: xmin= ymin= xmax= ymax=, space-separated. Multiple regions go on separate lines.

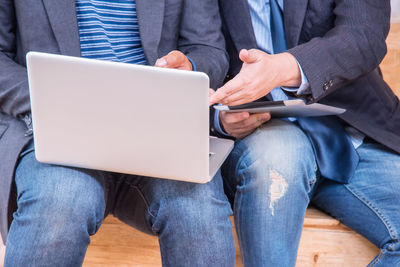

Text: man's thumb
xmin=239 ymin=49 xmax=259 ymax=64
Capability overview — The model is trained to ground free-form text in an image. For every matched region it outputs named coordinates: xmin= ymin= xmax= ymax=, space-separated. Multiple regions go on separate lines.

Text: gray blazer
xmin=215 ymin=0 xmax=400 ymax=154
xmin=0 ymin=0 xmax=228 ymax=244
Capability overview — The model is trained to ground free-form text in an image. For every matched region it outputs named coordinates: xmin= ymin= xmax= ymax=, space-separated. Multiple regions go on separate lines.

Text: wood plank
xmin=303 ymin=207 xmax=347 ymax=230
xmin=0 ymin=209 xmax=380 ymax=267
xmin=296 ymin=228 xmax=378 ymax=266
xmin=84 ymin=216 xmax=243 ymax=267
xmin=84 ymin=208 xmax=379 ymax=267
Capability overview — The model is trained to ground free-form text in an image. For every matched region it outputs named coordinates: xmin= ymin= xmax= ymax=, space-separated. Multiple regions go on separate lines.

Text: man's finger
xmin=251 ymin=112 xmax=271 ymax=126
xmin=209 ymin=89 xmax=216 ymax=106
xmin=165 ymin=51 xmax=181 ymax=67
xmin=217 ymin=90 xmax=250 ymax=106
xmin=210 ymin=77 xmax=244 ymax=105
xmin=222 ymin=112 xmax=250 ymax=124
xmin=239 ymin=49 xmax=261 ymax=64
xmin=209 ymin=88 xmax=216 ymax=97
xmin=155 ymin=51 xmax=181 ymax=68
xmin=155 ymin=57 xmax=167 ymax=67
xmin=231 ymin=112 xmax=269 ymax=130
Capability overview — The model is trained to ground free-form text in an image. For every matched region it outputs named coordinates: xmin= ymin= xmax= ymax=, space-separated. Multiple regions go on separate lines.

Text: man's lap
xmin=224 ymin=119 xmax=400 ymax=213
xmin=12 ymin=142 xmax=231 ymax=236
xmin=223 ymin=118 xmax=400 ymax=260
xmin=108 ymin=170 xmax=232 ymax=235
xmin=7 ymin=141 xmax=235 ymax=266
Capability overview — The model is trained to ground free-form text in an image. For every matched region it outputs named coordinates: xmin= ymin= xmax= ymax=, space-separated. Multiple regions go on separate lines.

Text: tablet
xmin=213 ymin=100 xmax=346 ymax=118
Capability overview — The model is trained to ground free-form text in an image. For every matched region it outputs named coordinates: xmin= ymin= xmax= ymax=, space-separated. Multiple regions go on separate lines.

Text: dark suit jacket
xmin=0 ymin=0 xmax=228 ymax=244
xmin=216 ymin=0 xmax=400 ymax=154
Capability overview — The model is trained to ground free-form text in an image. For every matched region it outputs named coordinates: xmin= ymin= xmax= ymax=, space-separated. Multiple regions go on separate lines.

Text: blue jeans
xmin=5 ymin=141 xmax=235 ymax=267
xmin=222 ymin=119 xmax=400 ymax=267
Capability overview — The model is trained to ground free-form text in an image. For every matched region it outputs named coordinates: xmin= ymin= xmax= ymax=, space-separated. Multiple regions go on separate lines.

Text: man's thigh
xmin=13 ymin=144 xmax=109 ymax=234
xmin=312 ymin=140 xmax=400 ymax=248
xmin=6 ymin=144 xmax=112 ymax=266
xmin=220 ymin=119 xmax=319 ymax=266
xmin=108 ymin=172 xmax=235 ymax=267
xmin=110 ymin=170 xmax=232 ymax=235
xmin=222 ymin=119 xmax=319 ymax=203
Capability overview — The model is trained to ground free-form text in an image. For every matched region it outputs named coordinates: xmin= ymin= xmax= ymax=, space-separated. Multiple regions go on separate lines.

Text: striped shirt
xmin=75 ymin=0 xmax=147 ymax=64
xmin=247 ymin=0 xmax=284 ymax=56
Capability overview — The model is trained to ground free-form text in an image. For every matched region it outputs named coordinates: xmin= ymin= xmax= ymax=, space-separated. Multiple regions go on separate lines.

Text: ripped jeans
xmin=222 ymin=119 xmax=400 ymax=267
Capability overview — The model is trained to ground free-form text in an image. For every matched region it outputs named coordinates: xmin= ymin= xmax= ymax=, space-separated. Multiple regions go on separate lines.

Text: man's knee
xmin=147 ymin=180 xmax=235 ymax=267
xmin=148 ymin=178 xmax=232 ymax=234
xmin=222 ymin=119 xmax=318 ymax=205
xmin=14 ymin=153 xmax=106 ymax=235
xmin=226 ymin=120 xmax=315 ymax=176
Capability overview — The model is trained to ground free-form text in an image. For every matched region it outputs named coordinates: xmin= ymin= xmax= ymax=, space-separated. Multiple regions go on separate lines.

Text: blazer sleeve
xmin=0 ymin=0 xmax=31 ymax=118
xmin=177 ymin=0 xmax=229 ymax=89
xmin=288 ymin=0 xmax=391 ymax=102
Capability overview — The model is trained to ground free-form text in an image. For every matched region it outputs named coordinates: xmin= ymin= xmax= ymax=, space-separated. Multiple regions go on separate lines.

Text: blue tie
xmin=269 ymin=0 xmax=359 ymax=183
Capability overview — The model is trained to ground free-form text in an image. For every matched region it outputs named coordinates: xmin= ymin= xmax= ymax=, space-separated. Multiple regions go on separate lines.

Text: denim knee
xmin=145 ymin=176 xmax=232 ymax=234
xmin=140 ymin=176 xmax=233 ymax=266
xmin=14 ymin=151 xmax=106 ymax=236
xmin=228 ymin=120 xmax=316 ymax=182
xmin=145 ymin=178 xmax=234 ymax=266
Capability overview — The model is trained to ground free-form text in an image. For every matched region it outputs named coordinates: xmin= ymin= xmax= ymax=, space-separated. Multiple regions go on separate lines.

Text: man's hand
xmin=209 ymin=49 xmax=302 ymax=106
xmin=155 ymin=50 xmax=193 ymax=71
xmin=220 ymin=111 xmax=271 ymax=139
xmin=209 ymin=88 xmax=216 ymax=98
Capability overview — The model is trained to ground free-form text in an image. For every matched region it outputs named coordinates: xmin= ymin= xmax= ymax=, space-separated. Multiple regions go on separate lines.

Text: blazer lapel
xmin=135 ymin=0 xmax=165 ymax=65
xmin=42 ymin=0 xmax=81 ymax=56
xmin=220 ymin=0 xmax=258 ymax=52
xmin=284 ymin=0 xmax=308 ymax=48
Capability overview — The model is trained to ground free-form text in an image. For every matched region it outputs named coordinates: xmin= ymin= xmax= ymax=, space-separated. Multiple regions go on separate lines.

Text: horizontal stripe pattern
xmin=75 ymin=0 xmax=147 ymax=64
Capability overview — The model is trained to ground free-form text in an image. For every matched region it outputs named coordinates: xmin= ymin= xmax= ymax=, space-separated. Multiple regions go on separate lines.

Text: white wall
xmin=392 ymin=0 xmax=400 ymax=21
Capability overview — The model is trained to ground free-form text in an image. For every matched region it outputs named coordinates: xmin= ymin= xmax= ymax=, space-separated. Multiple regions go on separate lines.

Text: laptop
xmin=26 ymin=51 xmax=234 ymax=183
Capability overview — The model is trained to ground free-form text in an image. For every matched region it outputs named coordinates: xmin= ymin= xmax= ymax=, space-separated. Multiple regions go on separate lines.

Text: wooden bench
xmin=1 ymin=23 xmax=399 ymax=267
xmin=81 ymin=208 xmax=379 ymax=267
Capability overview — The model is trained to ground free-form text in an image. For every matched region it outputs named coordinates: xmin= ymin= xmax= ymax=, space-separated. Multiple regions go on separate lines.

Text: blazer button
xmin=323 ymin=83 xmax=329 ymax=91
xmin=329 ymin=80 xmax=334 ymax=86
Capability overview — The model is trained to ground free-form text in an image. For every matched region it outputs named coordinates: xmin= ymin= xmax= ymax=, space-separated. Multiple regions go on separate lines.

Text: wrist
xmin=278 ymin=52 xmax=302 ymax=87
